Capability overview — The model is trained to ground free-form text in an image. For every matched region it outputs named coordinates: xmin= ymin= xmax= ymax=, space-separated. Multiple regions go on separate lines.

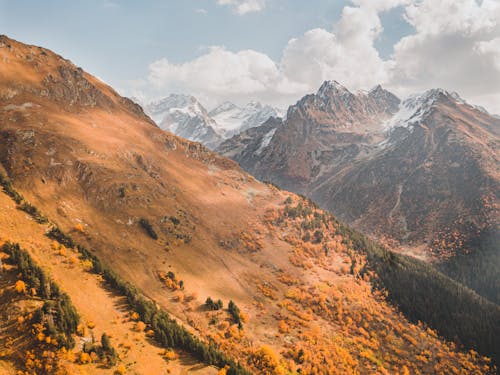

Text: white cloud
xmin=475 ymin=37 xmax=500 ymax=70
xmin=146 ymin=2 xmax=392 ymax=108
xmin=195 ymin=8 xmax=208 ymax=14
xmin=217 ymin=0 xmax=266 ymax=15
xmin=148 ymin=46 xmax=284 ymax=106
xmin=140 ymin=0 xmax=500 ymax=113
xmin=389 ymin=0 xmax=500 ymax=112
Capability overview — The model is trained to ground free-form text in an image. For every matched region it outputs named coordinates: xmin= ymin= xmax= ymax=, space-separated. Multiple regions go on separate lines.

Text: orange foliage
xmin=15 ymin=279 xmax=26 ymax=293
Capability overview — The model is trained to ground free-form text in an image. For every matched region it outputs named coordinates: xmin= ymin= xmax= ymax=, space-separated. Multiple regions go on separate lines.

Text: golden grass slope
xmin=0 ymin=188 xmax=216 ymax=374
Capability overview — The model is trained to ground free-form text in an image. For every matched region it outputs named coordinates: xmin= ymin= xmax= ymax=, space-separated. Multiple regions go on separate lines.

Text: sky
xmin=1 ymin=0 xmax=500 ymax=113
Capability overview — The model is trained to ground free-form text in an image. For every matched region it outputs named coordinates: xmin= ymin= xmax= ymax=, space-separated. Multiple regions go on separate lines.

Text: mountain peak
xmin=368 ymin=84 xmax=401 ymax=114
xmin=151 ymin=93 xmax=197 ymax=107
xmin=368 ymin=84 xmax=397 ymax=97
xmin=317 ymin=80 xmax=350 ymax=98
xmin=369 ymin=84 xmax=384 ymax=93
xmin=384 ymin=89 xmax=469 ymax=130
xmin=210 ymin=100 xmax=279 ymax=137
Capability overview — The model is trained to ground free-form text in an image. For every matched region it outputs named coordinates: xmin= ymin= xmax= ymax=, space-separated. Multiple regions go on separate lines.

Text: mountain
xmin=144 ymin=94 xmax=223 ymax=149
xmin=0 ymin=35 xmax=498 ymax=374
xmin=218 ymin=81 xmax=500 ymax=305
xmin=209 ymin=101 xmax=281 ymax=138
xmin=142 ymin=96 xmax=280 ymax=149
xmin=218 ymin=80 xmax=401 ymax=191
xmin=217 ymin=116 xmax=283 ymax=169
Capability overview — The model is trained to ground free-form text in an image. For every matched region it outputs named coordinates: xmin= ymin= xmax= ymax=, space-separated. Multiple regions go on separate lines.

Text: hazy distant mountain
xmin=209 ymin=101 xmax=281 ymax=138
xmin=142 ymin=95 xmax=280 ymax=149
xmin=219 ymin=81 xmax=500 ymax=304
xmin=144 ymin=94 xmax=223 ymax=149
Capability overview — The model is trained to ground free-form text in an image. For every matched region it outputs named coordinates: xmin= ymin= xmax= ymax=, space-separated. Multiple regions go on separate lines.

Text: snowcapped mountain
xmin=141 ymin=95 xmax=280 ymax=149
xmin=143 ymin=94 xmax=222 ymax=149
xmin=385 ymin=88 xmax=466 ymax=130
xmin=209 ymin=101 xmax=281 ymax=138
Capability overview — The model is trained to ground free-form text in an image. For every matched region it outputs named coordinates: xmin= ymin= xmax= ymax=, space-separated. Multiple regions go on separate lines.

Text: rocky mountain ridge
xmin=219 ymin=81 xmax=500 ymax=304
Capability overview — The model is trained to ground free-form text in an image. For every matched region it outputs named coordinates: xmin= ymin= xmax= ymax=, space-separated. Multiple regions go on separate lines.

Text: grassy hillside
xmin=0 ymin=182 xmax=218 ymax=374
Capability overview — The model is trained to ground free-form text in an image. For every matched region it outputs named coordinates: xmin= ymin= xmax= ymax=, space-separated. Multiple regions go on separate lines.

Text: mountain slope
xmin=0 ymin=192 xmax=211 ymax=374
xmin=0 ymin=35 xmax=498 ymax=374
xmin=219 ymin=82 xmax=500 ymax=304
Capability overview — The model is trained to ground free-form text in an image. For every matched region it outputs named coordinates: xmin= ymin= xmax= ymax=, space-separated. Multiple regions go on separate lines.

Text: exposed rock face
xmin=217 ymin=116 xmax=283 ymax=171
xmin=219 ymin=82 xmax=500 ymax=303
xmin=0 ymin=34 xmax=154 ymax=124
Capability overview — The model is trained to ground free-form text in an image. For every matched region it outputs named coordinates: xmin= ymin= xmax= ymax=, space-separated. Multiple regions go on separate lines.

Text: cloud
xmin=389 ymin=0 xmax=500 ymax=111
xmin=141 ymin=0 xmax=500 ymax=113
xmin=475 ymin=37 xmax=500 ymax=70
xmin=217 ymin=0 xmax=266 ymax=15
xmin=195 ymin=8 xmax=208 ymax=14
xmin=148 ymin=46 xmax=284 ymax=106
xmin=146 ymin=2 xmax=393 ymax=107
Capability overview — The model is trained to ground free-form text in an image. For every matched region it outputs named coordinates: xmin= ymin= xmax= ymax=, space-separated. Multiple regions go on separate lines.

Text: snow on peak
xmin=145 ymin=94 xmax=205 ymax=120
xmin=368 ymin=84 xmax=395 ymax=99
xmin=384 ymin=89 xmax=464 ymax=130
xmin=209 ymin=101 xmax=280 ymax=138
xmin=209 ymin=101 xmax=238 ymax=116
xmin=317 ymin=80 xmax=350 ymax=98
xmin=245 ymin=101 xmax=263 ymax=110
xmin=142 ymin=94 xmax=222 ymax=148
xmin=255 ymin=128 xmax=277 ymax=155
xmin=143 ymin=94 xmax=280 ymax=148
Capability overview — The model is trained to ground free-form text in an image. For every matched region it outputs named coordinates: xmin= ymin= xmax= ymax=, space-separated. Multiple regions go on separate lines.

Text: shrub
xmin=18 ymin=201 xmax=48 ymax=223
xmin=228 ymin=300 xmax=242 ymax=328
xmin=139 ymin=218 xmax=158 ymax=240
xmin=15 ymin=279 xmax=26 ymax=293
xmin=47 ymin=226 xmax=75 ymax=249
xmin=0 ymin=172 xmax=24 ymax=204
xmin=205 ymin=297 xmax=223 ymax=311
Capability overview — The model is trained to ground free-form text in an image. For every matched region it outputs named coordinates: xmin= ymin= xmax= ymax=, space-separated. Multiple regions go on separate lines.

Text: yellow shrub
xmin=74 ymin=223 xmax=85 ymax=233
xmin=79 ymin=352 xmax=91 ymax=364
xmin=165 ymin=349 xmax=178 ymax=361
xmin=15 ymin=280 xmax=26 ymax=293
xmin=135 ymin=321 xmax=146 ymax=332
